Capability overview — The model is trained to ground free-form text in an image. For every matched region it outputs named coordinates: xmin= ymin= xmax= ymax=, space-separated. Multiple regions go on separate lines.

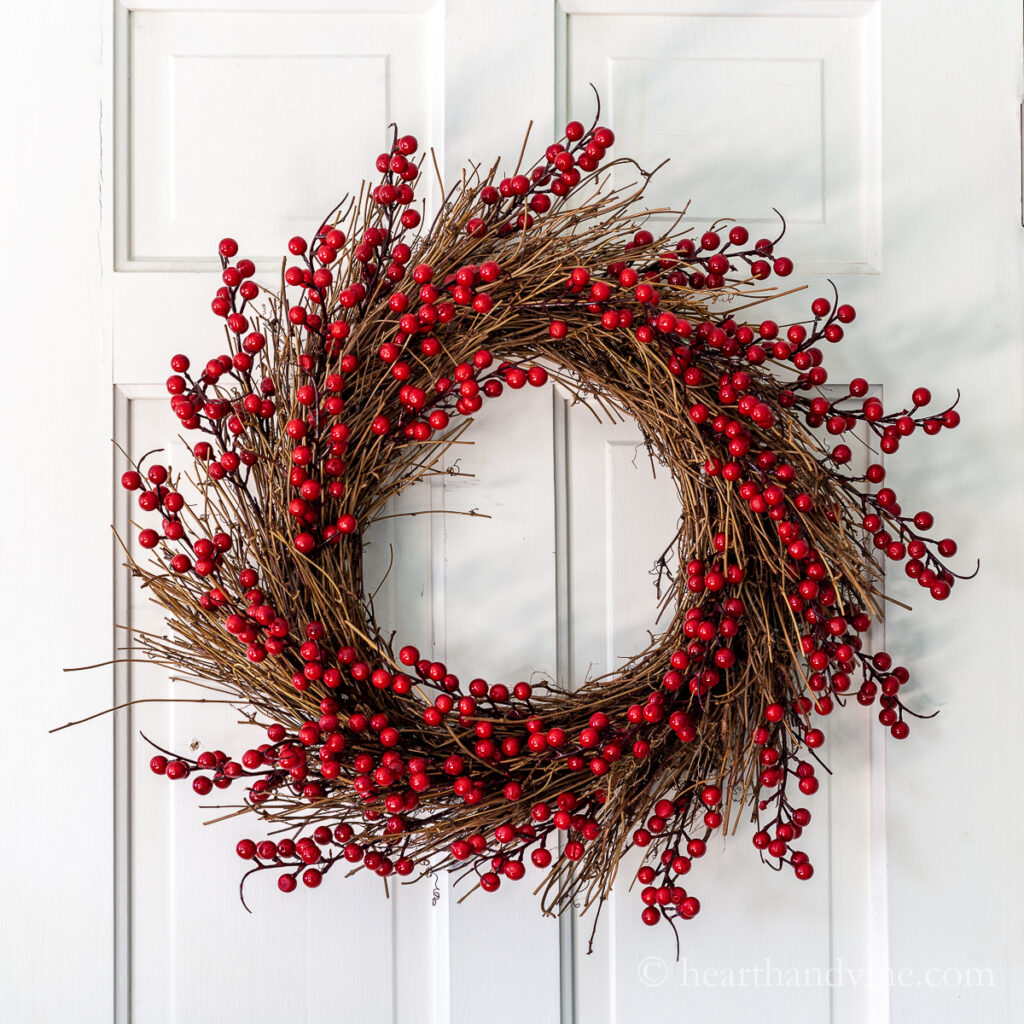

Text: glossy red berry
xmin=236 ymin=839 xmax=257 ymax=860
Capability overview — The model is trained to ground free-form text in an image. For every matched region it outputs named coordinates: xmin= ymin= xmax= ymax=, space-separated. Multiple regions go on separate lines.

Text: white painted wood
xmin=563 ymin=398 xmax=875 ymax=1023
xmin=5 ymin=0 xmax=1024 ymax=1021
xmin=116 ymin=394 xmax=397 ymax=1022
xmin=563 ymin=3 xmax=881 ymax=274
xmin=0 ymin=3 xmax=115 ymax=1022
xmin=105 ymin=1 xmax=446 ymax=1017
xmin=441 ymin=0 xmax=557 ymax=181
xmin=112 ymin=5 xmax=565 ymax=1023
xmin=120 ymin=5 xmax=440 ymax=269
xmin=437 ymin=387 xmax=564 ymax=1024
xmin=864 ymin=5 xmax=1022 ymax=1020
xmin=437 ymin=10 xmax=566 ymax=1022
xmin=561 ymin=0 xmax=876 ymax=12
xmin=113 ymin=388 xmax=440 ymax=1022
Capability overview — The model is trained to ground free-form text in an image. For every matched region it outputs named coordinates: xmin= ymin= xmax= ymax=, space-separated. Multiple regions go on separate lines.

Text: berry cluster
xmin=115 ymin=109 xmax=967 ymax=944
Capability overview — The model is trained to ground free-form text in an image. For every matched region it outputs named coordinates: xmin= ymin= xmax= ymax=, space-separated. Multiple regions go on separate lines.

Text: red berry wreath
xmin=104 ymin=109 xmax=969 ymax=945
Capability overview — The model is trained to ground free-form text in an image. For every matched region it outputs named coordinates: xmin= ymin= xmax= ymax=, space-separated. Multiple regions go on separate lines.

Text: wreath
xmin=92 ymin=108 xmax=968 ymax=948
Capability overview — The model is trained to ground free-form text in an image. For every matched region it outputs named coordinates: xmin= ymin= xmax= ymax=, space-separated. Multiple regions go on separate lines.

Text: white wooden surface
xmin=565 ymin=399 xmax=882 ymax=1024
xmin=3 ymin=1 xmax=1023 ymax=1021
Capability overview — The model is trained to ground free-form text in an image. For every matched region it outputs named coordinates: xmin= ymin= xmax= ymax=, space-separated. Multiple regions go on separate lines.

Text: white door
xmin=5 ymin=2 xmax=1022 ymax=1022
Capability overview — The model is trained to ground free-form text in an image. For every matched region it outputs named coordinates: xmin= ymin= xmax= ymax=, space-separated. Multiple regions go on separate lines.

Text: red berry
xmin=641 ymin=906 xmax=660 ymax=926
xmin=701 ymin=785 xmax=721 ymax=807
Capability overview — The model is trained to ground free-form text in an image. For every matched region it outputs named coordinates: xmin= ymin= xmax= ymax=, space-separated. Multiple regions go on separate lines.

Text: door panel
xmin=438 ymin=387 xmax=564 ymax=1024
xmin=121 ymin=7 xmax=439 ymax=269
xmin=564 ymin=4 xmax=881 ymax=275
xmin=564 ymin=396 xmax=878 ymax=1023
xmin=119 ymin=391 xmax=431 ymax=1022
